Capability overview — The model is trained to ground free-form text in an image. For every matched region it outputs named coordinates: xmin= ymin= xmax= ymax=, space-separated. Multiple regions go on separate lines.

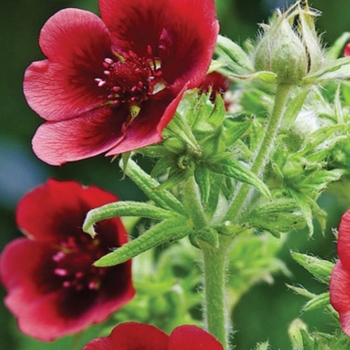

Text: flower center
xmin=95 ymin=46 xmax=167 ymax=119
xmin=52 ymin=235 xmax=107 ymax=292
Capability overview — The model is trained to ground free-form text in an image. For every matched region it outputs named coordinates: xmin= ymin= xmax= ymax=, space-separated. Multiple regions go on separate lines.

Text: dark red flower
xmin=0 ymin=179 xmax=134 ymax=341
xmin=330 ymin=210 xmax=350 ymax=336
xmin=24 ymin=0 xmax=219 ymax=165
xmin=344 ymin=43 xmax=350 ymax=57
xmin=82 ymin=322 xmax=224 ymax=350
xmin=199 ymin=72 xmax=231 ymax=100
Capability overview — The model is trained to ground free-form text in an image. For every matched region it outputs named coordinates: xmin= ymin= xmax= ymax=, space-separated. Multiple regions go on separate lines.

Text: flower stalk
xmin=224 ymin=83 xmax=292 ymax=224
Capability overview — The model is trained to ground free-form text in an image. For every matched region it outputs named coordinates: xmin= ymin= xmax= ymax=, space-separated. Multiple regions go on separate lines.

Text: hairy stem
xmin=224 ymin=84 xmax=292 ymax=223
xmin=200 ymin=238 xmax=230 ymax=349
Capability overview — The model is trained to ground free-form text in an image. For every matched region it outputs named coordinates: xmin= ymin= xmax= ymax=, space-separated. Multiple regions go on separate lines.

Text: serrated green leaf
xmin=83 ymin=201 xmax=175 ymax=237
xmin=291 ymin=252 xmax=335 ymax=284
xmin=207 ymin=157 xmax=271 ymax=198
xmin=94 ymin=217 xmax=192 ymax=267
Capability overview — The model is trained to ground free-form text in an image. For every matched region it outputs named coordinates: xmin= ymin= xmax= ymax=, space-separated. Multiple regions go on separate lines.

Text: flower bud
xmin=254 ymin=2 xmax=323 ymax=84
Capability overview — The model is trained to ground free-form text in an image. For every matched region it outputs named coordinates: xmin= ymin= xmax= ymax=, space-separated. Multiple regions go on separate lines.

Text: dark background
xmin=1 ymin=0 xmax=349 ymax=348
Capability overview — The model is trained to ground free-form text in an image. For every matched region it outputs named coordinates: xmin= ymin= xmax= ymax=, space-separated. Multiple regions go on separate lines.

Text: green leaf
xmin=282 ymin=90 xmax=309 ymax=130
xmin=166 ymin=112 xmax=201 ymax=153
xmin=120 ymin=159 xmax=185 ymax=215
xmin=289 ymin=190 xmax=314 ymax=236
xmin=215 ymin=35 xmax=254 ymax=74
xmin=83 ymin=201 xmax=175 ymax=237
xmin=302 ymin=292 xmax=330 ymax=312
xmin=224 ymin=116 xmax=253 ymax=147
xmin=94 ymin=217 xmax=193 ymax=267
xmin=244 ymin=198 xmax=307 ymax=237
xmin=291 ymin=252 xmax=335 ymax=285
xmin=207 ymin=157 xmax=271 ymax=199
xmin=194 ymin=166 xmax=211 ymax=206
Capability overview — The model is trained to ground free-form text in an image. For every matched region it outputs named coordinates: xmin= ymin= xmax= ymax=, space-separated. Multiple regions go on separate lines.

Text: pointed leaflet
xmin=207 ymin=157 xmax=271 ymax=198
xmin=291 ymin=252 xmax=334 ymax=285
xmin=215 ymin=35 xmax=254 ymax=75
xmin=83 ymin=201 xmax=175 ymax=237
xmin=94 ymin=217 xmax=193 ymax=267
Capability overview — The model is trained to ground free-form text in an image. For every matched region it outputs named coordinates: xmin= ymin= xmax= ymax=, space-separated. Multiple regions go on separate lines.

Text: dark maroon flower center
xmin=95 ymin=46 xmax=167 ymax=118
xmin=52 ymin=234 xmax=107 ymax=292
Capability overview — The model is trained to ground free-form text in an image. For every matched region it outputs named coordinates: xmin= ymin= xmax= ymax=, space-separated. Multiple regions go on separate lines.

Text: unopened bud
xmin=254 ymin=1 xmax=323 ymax=84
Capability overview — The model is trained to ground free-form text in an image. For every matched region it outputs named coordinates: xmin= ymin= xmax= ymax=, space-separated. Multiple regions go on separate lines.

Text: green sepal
xmin=215 ymin=34 xmax=254 ymax=75
xmin=291 ymin=252 xmax=335 ymax=285
xmin=166 ymin=112 xmax=201 ymax=153
xmin=229 ymin=71 xmax=277 ymax=84
xmin=83 ymin=201 xmax=174 ymax=238
xmin=205 ymin=172 xmax=223 ymax=218
xmin=302 ymin=292 xmax=330 ymax=312
xmin=120 ymin=159 xmax=185 ymax=215
xmin=286 ymin=284 xmax=316 ymax=299
xmin=94 ymin=217 xmax=193 ymax=267
xmin=303 ymin=56 xmax=350 ymax=84
xmin=194 ymin=165 xmax=211 ymax=206
xmin=207 ymin=157 xmax=271 ymax=199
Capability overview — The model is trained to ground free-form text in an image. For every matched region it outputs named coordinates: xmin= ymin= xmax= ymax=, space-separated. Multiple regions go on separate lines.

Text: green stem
xmin=224 ymin=84 xmax=292 ymax=223
xmin=183 ymin=176 xmax=230 ymax=348
xmin=200 ymin=238 xmax=230 ymax=349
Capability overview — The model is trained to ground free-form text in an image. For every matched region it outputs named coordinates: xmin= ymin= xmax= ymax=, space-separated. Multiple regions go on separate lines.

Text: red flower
xmin=0 ymin=179 xmax=134 ymax=341
xmin=330 ymin=210 xmax=350 ymax=336
xmin=82 ymin=322 xmax=224 ymax=350
xmin=24 ymin=0 xmax=219 ymax=165
xmin=344 ymin=43 xmax=350 ymax=57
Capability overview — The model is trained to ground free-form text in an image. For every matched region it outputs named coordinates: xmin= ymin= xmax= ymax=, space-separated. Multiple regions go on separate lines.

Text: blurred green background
xmin=1 ymin=0 xmax=350 ymax=349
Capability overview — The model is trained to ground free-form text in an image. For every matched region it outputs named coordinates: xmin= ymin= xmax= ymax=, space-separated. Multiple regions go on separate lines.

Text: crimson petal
xmin=330 ymin=261 xmax=350 ymax=337
xmin=168 ymin=325 xmax=224 ymax=350
xmin=83 ymin=322 xmax=169 ymax=350
xmin=337 ymin=211 xmax=350 ymax=270
xmin=32 ymin=107 xmax=125 ymax=165
xmin=24 ymin=9 xmax=112 ymax=121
